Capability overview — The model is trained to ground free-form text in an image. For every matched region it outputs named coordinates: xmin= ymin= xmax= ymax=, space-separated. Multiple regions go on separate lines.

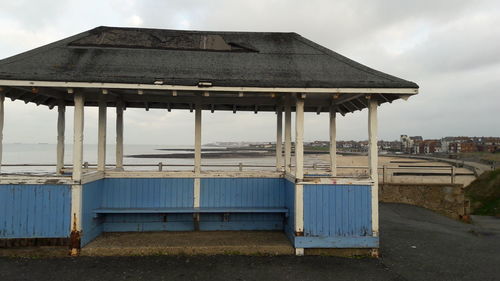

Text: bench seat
xmin=93 ymin=207 xmax=288 ymax=217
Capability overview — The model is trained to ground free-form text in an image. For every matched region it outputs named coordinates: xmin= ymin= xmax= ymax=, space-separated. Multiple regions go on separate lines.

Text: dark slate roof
xmin=0 ymin=26 xmax=418 ymax=89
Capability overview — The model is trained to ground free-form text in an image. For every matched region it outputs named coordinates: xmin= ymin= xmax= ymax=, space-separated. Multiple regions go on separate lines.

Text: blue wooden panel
xmin=303 ymin=184 xmax=372 ymax=237
xmin=200 ymin=178 xmax=284 ymax=208
xmin=200 ymin=213 xmax=283 ymax=231
xmin=81 ymin=179 xmax=103 ymax=246
xmin=101 ymin=178 xmax=194 ymax=208
xmin=284 ymin=179 xmax=295 ymax=237
xmin=103 ymin=214 xmax=194 ymax=232
xmin=0 ymin=184 xmax=71 ymax=238
xmin=294 ymin=236 xmax=379 ymax=248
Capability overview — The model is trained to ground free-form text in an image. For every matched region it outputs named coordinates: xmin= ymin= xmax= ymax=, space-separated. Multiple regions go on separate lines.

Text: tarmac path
xmin=1 ymin=203 xmax=499 ymax=281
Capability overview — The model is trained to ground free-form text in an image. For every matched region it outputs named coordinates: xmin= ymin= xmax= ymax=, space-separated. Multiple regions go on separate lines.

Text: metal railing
xmin=0 ymin=162 xmax=476 ymax=184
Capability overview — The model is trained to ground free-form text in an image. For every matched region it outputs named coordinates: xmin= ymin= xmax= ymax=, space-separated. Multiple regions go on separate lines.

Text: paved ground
xmin=1 ymin=203 xmax=499 ymax=281
xmin=82 ymin=231 xmax=294 ymax=256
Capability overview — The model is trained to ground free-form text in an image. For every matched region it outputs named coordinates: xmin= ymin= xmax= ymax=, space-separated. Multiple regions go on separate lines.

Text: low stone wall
xmin=380 ymin=183 xmax=468 ymax=220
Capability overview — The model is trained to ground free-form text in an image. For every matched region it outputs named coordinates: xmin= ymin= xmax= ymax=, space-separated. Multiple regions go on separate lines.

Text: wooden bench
xmin=93 ymin=207 xmax=289 ymax=230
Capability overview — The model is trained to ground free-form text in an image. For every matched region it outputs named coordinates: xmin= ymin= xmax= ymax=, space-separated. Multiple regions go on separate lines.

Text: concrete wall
xmin=379 ymin=183 xmax=467 ymax=220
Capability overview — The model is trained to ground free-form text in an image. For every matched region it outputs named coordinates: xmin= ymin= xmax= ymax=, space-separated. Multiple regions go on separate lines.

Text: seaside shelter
xmin=0 ymin=27 xmax=418 ymax=255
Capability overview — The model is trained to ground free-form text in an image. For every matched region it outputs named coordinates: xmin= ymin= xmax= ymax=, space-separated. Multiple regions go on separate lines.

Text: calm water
xmin=1 ymin=143 xmax=278 ymax=173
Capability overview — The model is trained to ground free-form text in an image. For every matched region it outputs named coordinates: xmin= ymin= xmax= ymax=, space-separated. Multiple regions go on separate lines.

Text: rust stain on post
xmin=69 ymin=214 xmax=81 ymax=256
xmin=295 ymin=231 xmax=304 ymax=237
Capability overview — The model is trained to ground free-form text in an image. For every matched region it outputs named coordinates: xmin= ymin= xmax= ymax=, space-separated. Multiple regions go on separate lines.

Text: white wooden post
xmin=295 ymin=96 xmax=305 ymax=180
xmin=329 ymin=105 xmax=337 ymax=176
xmin=97 ymin=96 xmax=107 ymax=171
xmin=194 ymin=103 xmax=202 ymax=174
xmin=294 ymin=95 xmax=305 ymax=255
xmin=368 ymin=98 xmax=379 ymax=237
xmin=70 ymin=91 xmax=84 ymax=255
xmin=276 ymin=107 xmax=283 ymax=171
xmin=0 ymin=92 xmax=4 ymax=173
xmin=193 ymin=102 xmax=202 ymax=209
xmin=116 ymin=100 xmax=124 ymax=169
xmin=72 ymin=93 xmax=84 ymax=181
xmin=284 ymin=95 xmax=292 ymax=173
xmin=56 ymin=100 xmax=65 ymax=175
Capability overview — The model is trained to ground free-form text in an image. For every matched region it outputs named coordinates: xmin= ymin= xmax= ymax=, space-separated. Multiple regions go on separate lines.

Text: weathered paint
xmin=368 ymin=99 xmax=379 ymax=236
xmin=81 ymin=179 xmax=103 ymax=246
xmin=99 ymin=178 xmax=194 ymax=232
xmin=294 ymin=235 xmax=379 ymax=248
xmin=200 ymin=178 xmax=284 ymax=208
xmin=284 ymin=178 xmax=295 ymax=239
xmin=0 ymin=184 xmax=71 ymax=238
xmin=101 ymin=178 xmax=194 ymax=208
xmin=303 ymin=184 xmax=372 ymax=237
xmin=103 ymin=213 xmax=195 ymax=232
xmin=0 ymin=178 xmax=378 ymax=250
xmin=199 ymin=213 xmax=284 ymax=231
xmin=198 ymin=178 xmax=286 ymax=231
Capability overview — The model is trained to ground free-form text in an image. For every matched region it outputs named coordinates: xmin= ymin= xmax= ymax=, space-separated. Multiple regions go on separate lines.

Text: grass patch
xmin=465 ymin=169 xmax=500 ymax=216
xmin=459 ymin=152 xmax=500 ymax=163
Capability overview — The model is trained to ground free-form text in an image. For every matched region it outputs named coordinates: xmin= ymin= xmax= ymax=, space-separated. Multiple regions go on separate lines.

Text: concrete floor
xmin=82 ymin=231 xmax=295 ymax=256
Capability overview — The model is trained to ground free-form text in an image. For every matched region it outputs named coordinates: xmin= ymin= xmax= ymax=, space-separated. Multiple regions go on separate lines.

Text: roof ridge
xmin=96 ymin=25 xmax=298 ymax=36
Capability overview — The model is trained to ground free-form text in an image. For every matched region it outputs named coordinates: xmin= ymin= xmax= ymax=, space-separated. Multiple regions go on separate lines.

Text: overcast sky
xmin=0 ymin=0 xmax=499 ymax=145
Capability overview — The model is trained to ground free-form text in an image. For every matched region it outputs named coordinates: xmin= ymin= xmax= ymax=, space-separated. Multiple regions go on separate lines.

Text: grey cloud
xmin=0 ymin=0 xmax=499 ymax=144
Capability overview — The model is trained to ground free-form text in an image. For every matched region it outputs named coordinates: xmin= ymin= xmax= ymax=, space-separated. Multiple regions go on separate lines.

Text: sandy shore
xmin=301 ymin=154 xmax=476 ymax=186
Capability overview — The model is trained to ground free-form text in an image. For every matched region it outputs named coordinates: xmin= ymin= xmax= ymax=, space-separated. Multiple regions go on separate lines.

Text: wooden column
xmin=56 ymin=100 xmax=65 ymax=175
xmin=194 ymin=102 xmax=202 ymax=174
xmin=115 ymin=100 xmax=123 ymax=169
xmin=284 ymin=95 xmax=292 ymax=173
xmin=0 ymin=92 xmax=4 ymax=172
xmin=72 ymin=93 xmax=84 ymax=181
xmin=329 ymin=105 xmax=337 ymax=176
xmin=70 ymin=91 xmax=84 ymax=255
xmin=368 ymin=98 xmax=379 ymax=236
xmin=97 ymin=96 xmax=107 ymax=171
xmin=193 ymin=102 xmax=202 ymax=209
xmin=295 ymin=96 xmax=305 ymax=180
xmin=276 ymin=107 xmax=283 ymax=171
xmin=294 ymin=95 xmax=305 ymax=255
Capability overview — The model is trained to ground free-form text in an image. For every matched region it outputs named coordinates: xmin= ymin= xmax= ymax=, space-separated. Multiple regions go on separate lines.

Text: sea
xmin=1 ymin=143 xmax=279 ymax=174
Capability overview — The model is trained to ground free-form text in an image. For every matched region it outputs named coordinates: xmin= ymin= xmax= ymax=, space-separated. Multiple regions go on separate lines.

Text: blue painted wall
xmin=0 ymin=184 xmax=71 ymax=238
xmin=81 ymin=180 xmax=104 ymax=246
xmin=199 ymin=178 xmax=285 ymax=231
xmin=102 ymin=178 xmax=194 ymax=208
xmin=200 ymin=178 xmax=284 ymax=208
xmin=303 ymin=184 xmax=372 ymax=237
xmin=100 ymin=178 xmax=194 ymax=232
xmin=284 ymin=179 xmax=295 ymax=238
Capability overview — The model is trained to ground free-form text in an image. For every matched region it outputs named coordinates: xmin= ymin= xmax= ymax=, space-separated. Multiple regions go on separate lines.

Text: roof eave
xmin=0 ymin=79 xmax=419 ymax=95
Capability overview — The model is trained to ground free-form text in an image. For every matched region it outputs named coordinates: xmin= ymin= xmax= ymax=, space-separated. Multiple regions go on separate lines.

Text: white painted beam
xmin=276 ymin=107 xmax=283 ymax=171
xmin=0 ymin=92 xmax=4 ymax=172
xmin=97 ymin=96 xmax=107 ymax=171
xmin=368 ymin=98 xmax=379 ymax=237
xmin=329 ymin=105 xmax=337 ymax=176
xmin=56 ymin=100 xmax=65 ymax=175
xmin=72 ymin=92 xmax=84 ymax=181
xmin=194 ymin=102 xmax=202 ymax=174
xmin=0 ymin=79 xmax=419 ymax=95
xmin=116 ymin=100 xmax=124 ymax=169
xmin=284 ymin=95 xmax=292 ymax=173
